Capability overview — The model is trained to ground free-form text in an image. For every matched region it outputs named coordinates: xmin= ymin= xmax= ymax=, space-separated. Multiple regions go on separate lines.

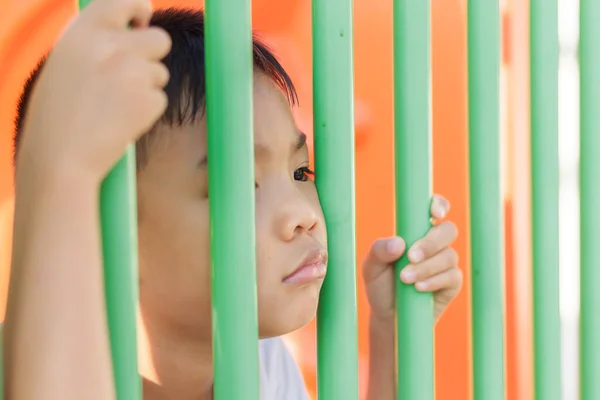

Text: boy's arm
xmin=3 ymin=159 xmax=115 ymax=400
xmin=3 ymin=0 xmax=170 ymax=396
xmin=366 ymin=315 xmax=396 ymax=400
xmin=363 ymin=197 xmax=460 ymax=400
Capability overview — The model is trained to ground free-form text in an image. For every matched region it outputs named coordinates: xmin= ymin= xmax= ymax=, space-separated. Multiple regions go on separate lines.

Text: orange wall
xmin=0 ymin=1 xmax=479 ymax=399
xmin=505 ymin=0 xmax=534 ymax=398
xmin=431 ymin=1 xmax=472 ymax=398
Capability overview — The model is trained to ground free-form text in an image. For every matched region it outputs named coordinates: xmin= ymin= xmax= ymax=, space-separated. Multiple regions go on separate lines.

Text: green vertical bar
xmin=99 ymin=148 xmax=140 ymax=400
xmin=467 ymin=1 xmax=505 ymax=399
xmin=75 ymin=0 xmax=141 ymax=399
xmin=313 ymin=0 xmax=359 ymax=398
xmin=393 ymin=1 xmax=434 ymax=399
xmin=530 ymin=1 xmax=561 ymax=399
xmin=205 ymin=1 xmax=259 ymax=399
xmin=580 ymin=1 xmax=600 ymax=398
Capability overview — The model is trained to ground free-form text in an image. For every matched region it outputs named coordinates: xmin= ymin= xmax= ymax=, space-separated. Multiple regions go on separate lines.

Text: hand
xmin=362 ymin=194 xmax=462 ymax=324
xmin=17 ymin=0 xmax=171 ymax=182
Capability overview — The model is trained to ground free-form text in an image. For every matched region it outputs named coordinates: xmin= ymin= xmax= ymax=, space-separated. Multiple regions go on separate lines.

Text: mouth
xmin=282 ymin=247 xmax=328 ymax=285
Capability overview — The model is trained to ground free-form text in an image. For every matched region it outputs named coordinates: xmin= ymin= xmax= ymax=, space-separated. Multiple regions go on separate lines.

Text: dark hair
xmin=13 ymin=7 xmax=298 ymax=167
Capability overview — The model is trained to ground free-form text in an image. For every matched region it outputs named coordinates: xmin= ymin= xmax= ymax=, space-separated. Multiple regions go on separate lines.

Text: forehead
xmin=251 ymin=71 xmax=299 ymax=147
xmin=147 ymin=72 xmax=303 ymax=166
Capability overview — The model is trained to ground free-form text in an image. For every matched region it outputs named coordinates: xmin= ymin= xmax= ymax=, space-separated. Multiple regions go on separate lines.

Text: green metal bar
xmin=75 ymin=0 xmax=141 ymax=399
xmin=393 ymin=0 xmax=434 ymax=399
xmin=313 ymin=0 xmax=359 ymax=398
xmin=530 ymin=1 xmax=561 ymax=399
xmin=99 ymin=148 xmax=140 ymax=400
xmin=204 ymin=1 xmax=259 ymax=399
xmin=467 ymin=1 xmax=505 ymax=399
xmin=580 ymin=1 xmax=600 ymax=398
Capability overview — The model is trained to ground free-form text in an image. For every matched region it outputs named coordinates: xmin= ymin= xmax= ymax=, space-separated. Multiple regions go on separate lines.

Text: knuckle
xmin=418 ymin=237 xmax=435 ymax=252
xmin=416 ymin=266 xmax=430 ymax=280
xmin=123 ymin=0 xmax=144 ymax=11
xmin=155 ymin=28 xmax=173 ymax=52
xmin=116 ymin=0 xmax=133 ymax=11
xmin=442 ymin=221 xmax=458 ymax=239
xmin=137 ymin=91 xmax=167 ymax=132
xmin=157 ymin=63 xmax=170 ymax=86
xmin=453 ymin=267 xmax=464 ymax=289
xmin=95 ymin=34 xmax=126 ymax=68
xmin=148 ymin=89 xmax=167 ymax=109
xmin=122 ymin=61 xmax=142 ymax=84
xmin=447 ymin=248 xmax=459 ymax=265
xmin=153 ymin=90 xmax=168 ymax=114
xmin=141 ymin=28 xmax=172 ymax=59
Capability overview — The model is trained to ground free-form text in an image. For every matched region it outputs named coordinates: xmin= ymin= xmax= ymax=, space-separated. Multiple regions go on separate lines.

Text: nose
xmin=272 ymin=186 xmax=319 ymax=242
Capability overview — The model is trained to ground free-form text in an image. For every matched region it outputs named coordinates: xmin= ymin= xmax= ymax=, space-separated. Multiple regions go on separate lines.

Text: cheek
xmin=137 ymin=191 xmax=212 ymax=325
xmin=254 ymin=227 xmax=280 ymax=295
xmin=253 ymin=184 xmax=328 ymax=336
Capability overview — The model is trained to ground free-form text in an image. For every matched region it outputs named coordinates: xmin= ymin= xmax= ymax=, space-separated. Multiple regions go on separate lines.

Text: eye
xmin=294 ymin=166 xmax=315 ymax=182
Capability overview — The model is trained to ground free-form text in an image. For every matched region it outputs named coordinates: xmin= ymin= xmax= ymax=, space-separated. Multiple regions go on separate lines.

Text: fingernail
xmin=437 ymin=205 xmax=447 ymax=219
xmin=387 ymin=237 xmax=404 ymax=253
xmin=409 ymin=248 xmax=424 ymax=263
xmin=401 ymin=269 xmax=416 ymax=283
xmin=415 ymin=281 xmax=428 ymax=291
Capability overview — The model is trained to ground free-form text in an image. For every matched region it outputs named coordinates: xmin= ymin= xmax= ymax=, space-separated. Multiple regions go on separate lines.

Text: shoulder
xmin=258 ymin=336 xmax=309 ymax=400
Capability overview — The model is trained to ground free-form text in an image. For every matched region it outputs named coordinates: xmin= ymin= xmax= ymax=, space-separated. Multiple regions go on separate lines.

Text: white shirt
xmin=258 ymin=337 xmax=310 ymax=400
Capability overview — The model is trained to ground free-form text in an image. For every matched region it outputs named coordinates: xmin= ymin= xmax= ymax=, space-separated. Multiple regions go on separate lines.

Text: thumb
xmin=362 ymin=237 xmax=406 ymax=283
xmin=83 ymin=0 xmax=153 ymax=28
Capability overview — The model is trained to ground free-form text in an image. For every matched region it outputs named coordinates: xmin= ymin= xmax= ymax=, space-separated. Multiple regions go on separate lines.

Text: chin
xmin=258 ymin=281 xmax=322 ymax=338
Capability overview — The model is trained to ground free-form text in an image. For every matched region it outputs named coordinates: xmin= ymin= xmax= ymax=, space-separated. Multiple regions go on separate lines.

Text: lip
xmin=283 ymin=247 xmax=328 ymax=285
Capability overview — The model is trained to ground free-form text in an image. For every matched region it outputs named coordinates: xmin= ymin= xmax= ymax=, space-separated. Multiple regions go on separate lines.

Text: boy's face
xmin=136 ymin=71 xmax=327 ymax=340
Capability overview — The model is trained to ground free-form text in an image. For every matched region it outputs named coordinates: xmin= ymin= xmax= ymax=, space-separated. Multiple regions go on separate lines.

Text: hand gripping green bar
xmin=393 ymin=0 xmax=434 ymax=398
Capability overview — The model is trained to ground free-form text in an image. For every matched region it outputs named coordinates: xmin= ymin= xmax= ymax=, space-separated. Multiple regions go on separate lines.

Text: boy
xmin=3 ymin=1 xmax=462 ymax=399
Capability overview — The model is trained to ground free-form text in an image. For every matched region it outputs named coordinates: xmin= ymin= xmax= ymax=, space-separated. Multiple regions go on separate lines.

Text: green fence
xmin=2 ymin=0 xmax=600 ymax=399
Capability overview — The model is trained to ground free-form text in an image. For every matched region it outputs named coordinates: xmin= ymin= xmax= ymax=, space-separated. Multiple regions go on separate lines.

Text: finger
xmin=362 ymin=237 xmax=406 ymax=282
xmin=414 ymin=266 xmax=463 ymax=293
xmin=119 ymin=56 xmax=169 ymax=92
xmin=430 ymin=194 xmax=450 ymax=221
xmin=125 ymin=27 xmax=172 ymax=60
xmin=407 ymin=221 xmax=458 ymax=263
xmin=85 ymin=0 xmax=153 ymax=28
xmin=400 ymin=247 xmax=458 ymax=284
xmin=148 ymin=61 xmax=170 ymax=88
xmin=134 ymin=89 xmax=168 ymax=136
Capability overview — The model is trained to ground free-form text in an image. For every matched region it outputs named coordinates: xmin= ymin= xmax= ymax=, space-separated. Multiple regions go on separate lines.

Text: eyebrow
xmin=197 ymin=131 xmax=307 ymax=169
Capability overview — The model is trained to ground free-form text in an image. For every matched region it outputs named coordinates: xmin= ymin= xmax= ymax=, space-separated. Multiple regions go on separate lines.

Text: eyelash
xmin=205 ymin=167 xmax=314 ymax=197
xmin=294 ymin=167 xmax=315 ymax=182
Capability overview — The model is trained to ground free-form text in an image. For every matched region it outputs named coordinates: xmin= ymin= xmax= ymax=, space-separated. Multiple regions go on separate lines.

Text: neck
xmin=138 ymin=313 xmax=214 ymax=400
